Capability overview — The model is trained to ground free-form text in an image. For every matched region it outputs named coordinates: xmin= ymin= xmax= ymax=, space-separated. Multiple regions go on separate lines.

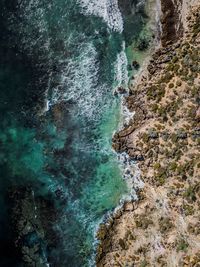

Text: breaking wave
xmin=78 ymin=0 xmax=124 ymax=33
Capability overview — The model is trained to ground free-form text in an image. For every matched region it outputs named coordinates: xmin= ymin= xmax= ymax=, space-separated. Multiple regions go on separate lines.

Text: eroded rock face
xmin=160 ymin=0 xmax=183 ymax=46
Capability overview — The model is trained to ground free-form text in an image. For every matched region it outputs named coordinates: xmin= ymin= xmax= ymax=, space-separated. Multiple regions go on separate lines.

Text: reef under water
xmin=0 ymin=0 xmax=151 ymax=266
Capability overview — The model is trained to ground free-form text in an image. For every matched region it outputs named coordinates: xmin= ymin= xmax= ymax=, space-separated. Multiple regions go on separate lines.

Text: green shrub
xmin=159 ymin=217 xmax=173 ymax=233
xmin=169 ymin=83 xmax=174 ymax=88
xmin=174 ymin=64 xmax=180 ymax=73
xmin=151 ymin=103 xmax=158 ymax=112
xmin=183 ymin=204 xmax=194 ymax=216
xmin=140 ymin=260 xmax=148 ymax=267
xmin=119 ymin=238 xmax=126 ymax=250
xmin=176 ymin=165 xmax=185 ymax=175
xmin=172 ymin=56 xmax=178 ymax=63
xmin=155 ymin=176 xmax=165 ymax=186
xmin=176 ymin=80 xmax=182 ymax=86
xmin=142 ymin=133 xmax=149 ymax=143
xmin=135 ymin=216 xmax=153 ymax=230
xmin=169 ymin=162 xmax=177 ymax=171
xmin=154 ymin=162 xmax=161 ymax=169
xmin=176 ymin=239 xmax=189 ymax=252
xmin=159 ymin=73 xmax=173 ymax=83
xmin=183 ymin=186 xmax=197 ymax=202
xmin=171 ymin=133 xmax=178 ymax=143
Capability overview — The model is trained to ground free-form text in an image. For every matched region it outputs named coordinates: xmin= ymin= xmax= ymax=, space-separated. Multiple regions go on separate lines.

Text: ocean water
xmin=0 ymin=0 xmax=149 ymax=266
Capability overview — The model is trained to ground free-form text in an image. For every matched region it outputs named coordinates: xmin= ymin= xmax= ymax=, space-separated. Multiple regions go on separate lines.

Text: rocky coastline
xmin=96 ymin=1 xmax=200 ymax=266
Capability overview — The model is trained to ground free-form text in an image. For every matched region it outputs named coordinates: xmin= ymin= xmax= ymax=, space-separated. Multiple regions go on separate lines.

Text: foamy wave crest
xmin=77 ymin=0 xmax=123 ymax=33
xmin=50 ymin=41 xmax=106 ymax=119
xmin=121 ymin=103 xmax=135 ymax=128
xmin=13 ymin=0 xmax=50 ymax=56
xmin=118 ymin=152 xmax=144 ymax=200
xmin=113 ymin=42 xmax=143 ymax=199
xmin=10 ymin=0 xmax=118 ymax=121
xmin=113 ymin=43 xmax=134 ymax=127
xmin=114 ymin=42 xmax=129 ymax=87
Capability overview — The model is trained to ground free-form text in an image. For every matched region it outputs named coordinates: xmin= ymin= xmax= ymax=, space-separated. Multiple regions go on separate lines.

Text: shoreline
xmin=94 ymin=0 xmax=160 ymax=263
xmin=115 ymin=0 xmax=160 ymax=198
xmin=91 ymin=2 xmax=160 ymax=263
xmin=96 ymin=1 xmax=200 ymax=266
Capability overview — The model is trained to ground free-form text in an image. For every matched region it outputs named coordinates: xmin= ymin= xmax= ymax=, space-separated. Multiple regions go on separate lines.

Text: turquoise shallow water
xmin=0 ymin=0 xmax=149 ymax=266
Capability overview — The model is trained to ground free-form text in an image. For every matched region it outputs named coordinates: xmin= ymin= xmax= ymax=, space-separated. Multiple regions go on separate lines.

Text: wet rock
xmin=147 ymin=64 xmax=156 ymax=75
xmin=124 ymin=201 xmax=135 ymax=211
xmin=113 ymin=90 xmax=118 ymax=97
xmin=137 ymin=38 xmax=149 ymax=51
xmin=112 ymin=140 xmax=124 ymax=153
xmin=128 ymin=149 xmax=144 ymax=161
xmin=132 ymin=60 xmax=140 ymax=70
xmin=113 ymin=209 xmax=122 ymax=219
xmin=96 ymin=224 xmax=107 ymax=240
xmin=128 ymin=64 xmax=133 ymax=71
xmin=159 ymin=55 xmax=172 ymax=63
xmin=117 ymin=86 xmax=127 ymax=95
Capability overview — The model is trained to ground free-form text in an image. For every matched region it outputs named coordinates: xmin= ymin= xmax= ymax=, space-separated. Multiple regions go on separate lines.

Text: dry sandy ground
xmin=96 ymin=2 xmax=200 ymax=267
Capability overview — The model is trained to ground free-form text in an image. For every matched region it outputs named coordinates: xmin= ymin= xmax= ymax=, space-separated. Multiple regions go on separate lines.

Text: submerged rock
xmin=132 ymin=60 xmax=140 ymax=70
xmin=117 ymin=86 xmax=127 ymax=94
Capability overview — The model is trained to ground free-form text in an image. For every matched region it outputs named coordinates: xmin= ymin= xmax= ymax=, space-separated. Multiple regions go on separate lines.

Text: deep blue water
xmin=0 ymin=0 xmax=149 ymax=266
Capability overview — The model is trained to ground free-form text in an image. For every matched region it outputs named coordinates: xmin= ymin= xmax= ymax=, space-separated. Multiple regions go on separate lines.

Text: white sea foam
xmin=113 ymin=44 xmax=144 ymax=199
xmin=113 ymin=43 xmax=135 ymax=127
xmin=114 ymin=42 xmax=144 ymax=196
xmin=118 ymin=152 xmax=144 ymax=199
xmin=50 ymin=41 xmax=109 ymax=120
xmin=114 ymin=42 xmax=129 ymax=87
xmin=13 ymin=0 xmax=50 ymax=56
xmin=10 ymin=0 xmax=145 ymax=265
xmin=13 ymin=0 xmax=121 ymax=121
xmin=77 ymin=0 xmax=123 ymax=33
